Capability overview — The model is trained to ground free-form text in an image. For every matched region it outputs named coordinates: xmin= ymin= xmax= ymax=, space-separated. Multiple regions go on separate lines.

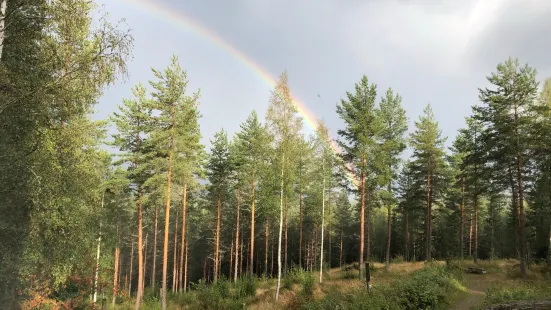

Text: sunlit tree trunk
xmin=275 ymin=153 xmax=285 ymax=301
xmin=142 ymin=233 xmax=148 ymax=295
xmin=179 ymin=183 xmax=187 ymax=293
xmin=469 ymin=214 xmax=473 ymax=257
xmin=284 ymin=196 xmax=289 ymax=273
xmin=172 ymin=207 xmax=179 ymax=292
xmin=184 ymin=238 xmax=189 ymax=292
xmin=161 ymin=104 xmax=175 ymax=310
xmin=151 ymin=206 xmax=158 ymax=289
xmin=93 ymin=192 xmax=105 ymax=303
xmin=112 ymin=226 xmax=120 ymax=308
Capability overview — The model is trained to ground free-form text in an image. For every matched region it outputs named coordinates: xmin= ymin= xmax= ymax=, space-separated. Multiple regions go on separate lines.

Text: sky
xmin=94 ymin=0 xmax=551 ymax=152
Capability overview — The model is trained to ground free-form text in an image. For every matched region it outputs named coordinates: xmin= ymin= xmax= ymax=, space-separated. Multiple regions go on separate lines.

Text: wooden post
xmin=365 ymin=262 xmax=371 ymax=292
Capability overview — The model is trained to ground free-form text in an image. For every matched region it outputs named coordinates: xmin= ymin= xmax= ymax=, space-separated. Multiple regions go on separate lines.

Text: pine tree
xmin=147 ymin=55 xmax=193 ymax=309
xmin=235 ymin=111 xmax=272 ymax=275
xmin=207 ymin=129 xmax=232 ymax=283
xmin=336 ymin=75 xmax=381 ymax=278
xmin=110 ymin=84 xmax=153 ymax=308
xmin=376 ymin=88 xmax=407 ymax=271
xmin=476 ymin=58 xmax=539 ymax=278
xmin=409 ymin=104 xmax=448 ymax=261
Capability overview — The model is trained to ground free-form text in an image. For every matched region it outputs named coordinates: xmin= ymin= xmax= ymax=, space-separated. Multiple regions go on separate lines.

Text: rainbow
xmin=118 ymin=0 xmax=359 ymax=186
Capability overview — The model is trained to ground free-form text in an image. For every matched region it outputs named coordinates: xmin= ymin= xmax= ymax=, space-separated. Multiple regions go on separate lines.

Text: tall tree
xmin=235 ymin=111 xmax=272 ymax=275
xmin=476 ymin=58 xmax=539 ymax=278
xmin=266 ymin=71 xmax=302 ymax=301
xmin=207 ymin=129 xmax=232 ymax=283
xmin=336 ymin=75 xmax=380 ymax=279
xmin=409 ymin=104 xmax=448 ymax=261
xmin=110 ymin=84 xmax=152 ymax=309
xmin=148 ymin=55 xmax=193 ymax=309
xmin=377 ymin=88 xmax=407 ymax=271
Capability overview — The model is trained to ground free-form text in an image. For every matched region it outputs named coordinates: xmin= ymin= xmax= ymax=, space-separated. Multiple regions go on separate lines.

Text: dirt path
xmin=450 ymin=273 xmax=494 ymax=310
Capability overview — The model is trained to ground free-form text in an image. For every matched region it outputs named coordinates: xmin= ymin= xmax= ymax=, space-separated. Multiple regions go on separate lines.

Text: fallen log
xmin=466 ymin=267 xmax=487 ymax=274
xmin=485 ymin=300 xmax=551 ymax=310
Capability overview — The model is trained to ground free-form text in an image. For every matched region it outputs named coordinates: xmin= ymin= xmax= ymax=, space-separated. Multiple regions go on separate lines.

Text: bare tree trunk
xmin=240 ymin=230 xmax=244 ymax=277
xmin=328 ymin=202 xmax=332 ymax=269
xmin=460 ymin=177 xmax=465 ymax=260
xmin=184 ymin=238 xmax=189 ymax=292
xmin=129 ymin=242 xmax=134 ymax=295
xmin=234 ymin=189 xmax=240 ymax=282
xmin=230 ymin=238 xmax=234 ymax=278
xmin=172 ymin=207 xmax=179 ymax=292
xmin=508 ymin=163 xmax=520 ymax=259
xmin=320 ymin=156 xmax=326 ymax=283
xmin=275 ymin=152 xmax=285 ymax=301
xmin=214 ymin=190 xmax=221 ymax=282
xmin=250 ymin=172 xmax=255 ymax=275
xmin=339 ymin=225 xmax=343 ymax=268
xmin=284 ymin=196 xmax=289 ymax=273
xmin=93 ymin=192 xmax=105 ymax=303
xmin=359 ymin=153 xmax=366 ymax=279
xmin=161 ymin=104 xmax=175 ymax=310
xmin=474 ymin=193 xmax=479 ymax=264
xmin=179 ymin=183 xmax=187 ymax=293
xmin=112 ymin=226 xmax=120 ymax=308
xmin=265 ymin=217 xmax=269 ymax=275
xmin=151 ymin=206 xmax=158 ymax=289
xmin=426 ymin=174 xmax=432 ymax=261
xmin=299 ymin=188 xmax=303 ymax=269
xmin=142 ymin=233 xmax=148 ymax=295
xmin=469 ymin=214 xmax=473 ymax=257
xmin=0 ymin=0 xmax=6 ymax=61
xmin=135 ymin=188 xmax=144 ymax=310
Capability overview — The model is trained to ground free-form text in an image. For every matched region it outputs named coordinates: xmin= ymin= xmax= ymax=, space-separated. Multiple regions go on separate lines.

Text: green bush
xmin=483 ymin=282 xmax=551 ymax=307
xmin=301 ymin=272 xmax=315 ymax=298
xmin=300 ymin=265 xmax=463 ymax=310
xmin=392 ymin=255 xmax=405 ymax=263
xmin=236 ymin=275 xmax=257 ymax=298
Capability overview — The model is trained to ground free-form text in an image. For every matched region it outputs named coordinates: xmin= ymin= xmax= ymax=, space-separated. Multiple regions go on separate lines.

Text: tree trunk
xmin=112 ymin=227 xmax=120 ymax=308
xmin=214 ymin=190 xmax=221 ymax=282
xmin=93 ymin=192 xmax=105 ymax=303
xmin=426 ymin=174 xmax=432 ymax=261
xmin=135 ymin=188 xmax=144 ymax=309
xmin=474 ymin=193 xmax=479 ymax=264
xmin=142 ymin=233 xmax=148 ymax=295
xmin=0 ymin=0 xmax=6 ymax=61
xmin=265 ymin=217 xmax=269 ymax=275
xmin=172 ymin=206 xmax=179 ymax=292
xmin=240 ymin=229 xmax=244 ymax=277
xmin=161 ymin=104 xmax=175 ymax=310
xmin=385 ymin=204 xmax=391 ymax=271
xmin=129 ymin=242 xmax=134 ymax=295
xmin=405 ymin=205 xmax=409 ymax=261
xmin=271 ymin=232 xmax=274 ymax=277
xmin=275 ymin=152 xmax=285 ymax=301
xmin=320 ymin=157 xmax=326 ymax=283
xmin=230 ymin=238 xmax=234 ymax=278
xmin=508 ymin=163 xmax=520 ymax=259
xmin=359 ymin=153 xmax=366 ymax=279
xmin=250 ymin=172 xmax=255 ymax=275
xmin=328 ymin=202 xmax=332 ymax=269
xmin=514 ymin=103 xmax=527 ymax=278
xmin=299 ymin=188 xmax=303 ymax=269
xmin=234 ymin=189 xmax=240 ymax=282
xmin=460 ymin=176 xmax=465 ymax=260
xmin=339 ymin=225 xmax=343 ymax=268
xmin=469 ymin=214 xmax=473 ymax=257
xmin=184 ymin=237 xmax=189 ymax=292
xmin=284 ymin=196 xmax=289 ymax=273
xmin=151 ymin=206 xmax=158 ymax=289
xmin=179 ymin=183 xmax=187 ymax=293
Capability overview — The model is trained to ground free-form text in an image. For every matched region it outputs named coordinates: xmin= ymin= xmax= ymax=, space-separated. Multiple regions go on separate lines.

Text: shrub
xmin=392 ymin=255 xmax=405 ymax=264
xmin=300 ymin=272 xmax=315 ymax=298
xmin=236 ymin=275 xmax=257 ymax=298
xmin=483 ymin=282 xmax=551 ymax=307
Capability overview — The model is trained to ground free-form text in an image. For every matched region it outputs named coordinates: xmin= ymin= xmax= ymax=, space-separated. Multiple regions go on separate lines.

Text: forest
xmin=1 ymin=1 xmax=550 ymax=310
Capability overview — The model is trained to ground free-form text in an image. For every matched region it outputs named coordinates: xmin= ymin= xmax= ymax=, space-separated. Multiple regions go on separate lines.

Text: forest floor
xmin=249 ymin=259 xmax=549 ymax=310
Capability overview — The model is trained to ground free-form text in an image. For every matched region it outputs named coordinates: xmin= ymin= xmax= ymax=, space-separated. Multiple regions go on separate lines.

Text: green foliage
xmin=483 ymin=282 xmax=551 ymax=307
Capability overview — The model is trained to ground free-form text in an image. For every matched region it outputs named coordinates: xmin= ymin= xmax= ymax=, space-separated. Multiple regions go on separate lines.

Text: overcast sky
xmin=94 ymin=0 xmax=551 ymax=152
